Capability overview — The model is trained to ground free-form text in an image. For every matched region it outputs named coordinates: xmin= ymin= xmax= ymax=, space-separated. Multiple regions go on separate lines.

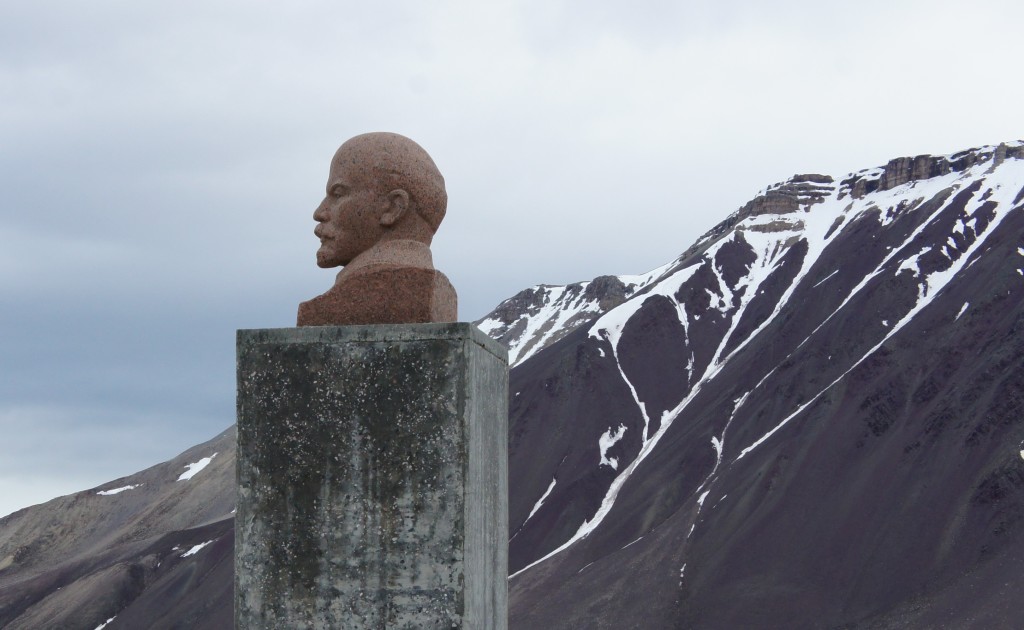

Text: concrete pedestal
xmin=235 ymin=323 xmax=508 ymax=629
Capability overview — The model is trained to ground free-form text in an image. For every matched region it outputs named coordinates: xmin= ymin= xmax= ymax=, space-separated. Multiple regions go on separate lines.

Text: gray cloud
xmin=2 ymin=0 xmax=1022 ymax=517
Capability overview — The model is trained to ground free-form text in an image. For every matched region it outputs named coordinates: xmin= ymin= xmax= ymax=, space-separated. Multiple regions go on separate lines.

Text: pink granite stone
xmin=298 ymin=132 xmax=458 ymax=326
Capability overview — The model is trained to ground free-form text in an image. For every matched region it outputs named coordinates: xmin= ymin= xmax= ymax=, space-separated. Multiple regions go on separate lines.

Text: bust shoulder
xmin=297 ymin=267 xmax=456 ymax=327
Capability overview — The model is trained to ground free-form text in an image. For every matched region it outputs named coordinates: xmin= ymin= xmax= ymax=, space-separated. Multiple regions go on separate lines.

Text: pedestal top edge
xmin=236 ymin=322 xmax=508 ymax=362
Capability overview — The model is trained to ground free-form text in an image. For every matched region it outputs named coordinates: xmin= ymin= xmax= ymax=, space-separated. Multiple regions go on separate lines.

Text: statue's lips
xmin=314 ymin=226 xmax=330 ymax=240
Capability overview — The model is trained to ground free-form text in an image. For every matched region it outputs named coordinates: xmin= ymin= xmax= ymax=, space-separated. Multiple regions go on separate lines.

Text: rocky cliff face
xmin=503 ymin=140 xmax=1024 ymax=628
xmin=2 ymin=141 xmax=1023 ymax=629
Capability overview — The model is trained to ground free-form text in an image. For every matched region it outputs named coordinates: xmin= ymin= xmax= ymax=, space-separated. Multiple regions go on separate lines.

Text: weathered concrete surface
xmin=236 ymin=323 xmax=508 ymax=629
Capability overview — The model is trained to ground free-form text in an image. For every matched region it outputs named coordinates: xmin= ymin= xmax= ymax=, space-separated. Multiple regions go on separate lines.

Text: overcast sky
xmin=1 ymin=0 xmax=1021 ymax=518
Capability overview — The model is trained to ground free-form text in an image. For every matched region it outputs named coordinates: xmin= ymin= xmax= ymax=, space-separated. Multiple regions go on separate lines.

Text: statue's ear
xmin=380 ymin=189 xmax=409 ymax=227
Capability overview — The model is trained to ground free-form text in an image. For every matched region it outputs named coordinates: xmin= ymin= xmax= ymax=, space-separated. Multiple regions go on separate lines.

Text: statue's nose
xmin=313 ymin=201 xmax=328 ymax=221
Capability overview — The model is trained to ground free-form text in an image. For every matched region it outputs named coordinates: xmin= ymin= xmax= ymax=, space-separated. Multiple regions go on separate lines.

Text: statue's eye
xmin=331 ymin=185 xmax=347 ymax=197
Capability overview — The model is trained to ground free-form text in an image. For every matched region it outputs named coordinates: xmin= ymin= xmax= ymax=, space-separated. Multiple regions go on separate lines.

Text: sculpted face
xmin=313 ymin=144 xmax=386 ymax=268
xmin=297 ymin=132 xmax=458 ymax=326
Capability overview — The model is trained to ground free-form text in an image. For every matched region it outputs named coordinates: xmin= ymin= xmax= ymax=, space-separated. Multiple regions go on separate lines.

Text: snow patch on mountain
xmin=177 ymin=453 xmax=217 ymax=481
xmin=180 ymin=540 xmax=214 ymax=557
xmin=599 ymin=424 xmax=627 ymax=470
xmin=96 ymin=484 xmax=141 ymax=496
xmin=526 ymin=479 xmax=557 ymax=524
xmin=813 ymin=269 xmax=838 ymax=287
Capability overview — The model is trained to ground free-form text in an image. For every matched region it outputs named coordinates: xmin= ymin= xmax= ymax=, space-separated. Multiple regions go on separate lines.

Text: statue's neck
xmin=336 ymin=239 xmax=434 ymax=281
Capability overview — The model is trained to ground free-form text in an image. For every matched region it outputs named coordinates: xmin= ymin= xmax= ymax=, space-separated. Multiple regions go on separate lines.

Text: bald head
xmin=301 ymin=132 xmax=458 ymax=325
xmin=334 ymin=132 xmax=447 ymax=233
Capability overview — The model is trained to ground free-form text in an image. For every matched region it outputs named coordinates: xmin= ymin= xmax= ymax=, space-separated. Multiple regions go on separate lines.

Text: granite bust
xmin=297 ymin=132 xmax=458 ymax=326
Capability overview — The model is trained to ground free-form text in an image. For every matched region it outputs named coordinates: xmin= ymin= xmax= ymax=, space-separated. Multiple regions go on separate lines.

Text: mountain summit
xmin=3 ymin=141 xmax=1024 ymax=629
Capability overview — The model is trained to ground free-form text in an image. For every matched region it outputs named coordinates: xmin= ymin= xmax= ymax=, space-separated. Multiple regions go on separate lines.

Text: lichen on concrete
xmin=236 ymin=323 xmax=507 ymax=629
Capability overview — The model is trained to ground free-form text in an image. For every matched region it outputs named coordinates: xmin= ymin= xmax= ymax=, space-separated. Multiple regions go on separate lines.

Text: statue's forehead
xmin=328 ymin=143 xmax=375 ymax=186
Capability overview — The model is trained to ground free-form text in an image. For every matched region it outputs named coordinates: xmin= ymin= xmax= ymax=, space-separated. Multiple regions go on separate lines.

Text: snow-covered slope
xmin=504 ymin=140 xmax=1024 ymax=628
xmin=476 ymin=271 xmax=668 ymax=366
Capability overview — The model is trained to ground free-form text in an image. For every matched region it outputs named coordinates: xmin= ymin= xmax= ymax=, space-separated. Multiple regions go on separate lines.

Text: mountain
xmin=0 ymin=429 xmax=234 ymax=629
xmin=3 ymin=141 xmax=1024 ymax=629
xmin=503 ymin=141 xmax=1024 ymax=628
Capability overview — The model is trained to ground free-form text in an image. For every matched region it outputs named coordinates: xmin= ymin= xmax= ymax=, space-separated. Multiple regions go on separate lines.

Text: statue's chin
xmin=315 ymin=251 xmax=333 ymax=268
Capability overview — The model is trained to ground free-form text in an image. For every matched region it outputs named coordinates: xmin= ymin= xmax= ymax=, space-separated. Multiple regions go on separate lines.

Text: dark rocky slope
xmin=505 ymin=141 xmax=1024 ymax=629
